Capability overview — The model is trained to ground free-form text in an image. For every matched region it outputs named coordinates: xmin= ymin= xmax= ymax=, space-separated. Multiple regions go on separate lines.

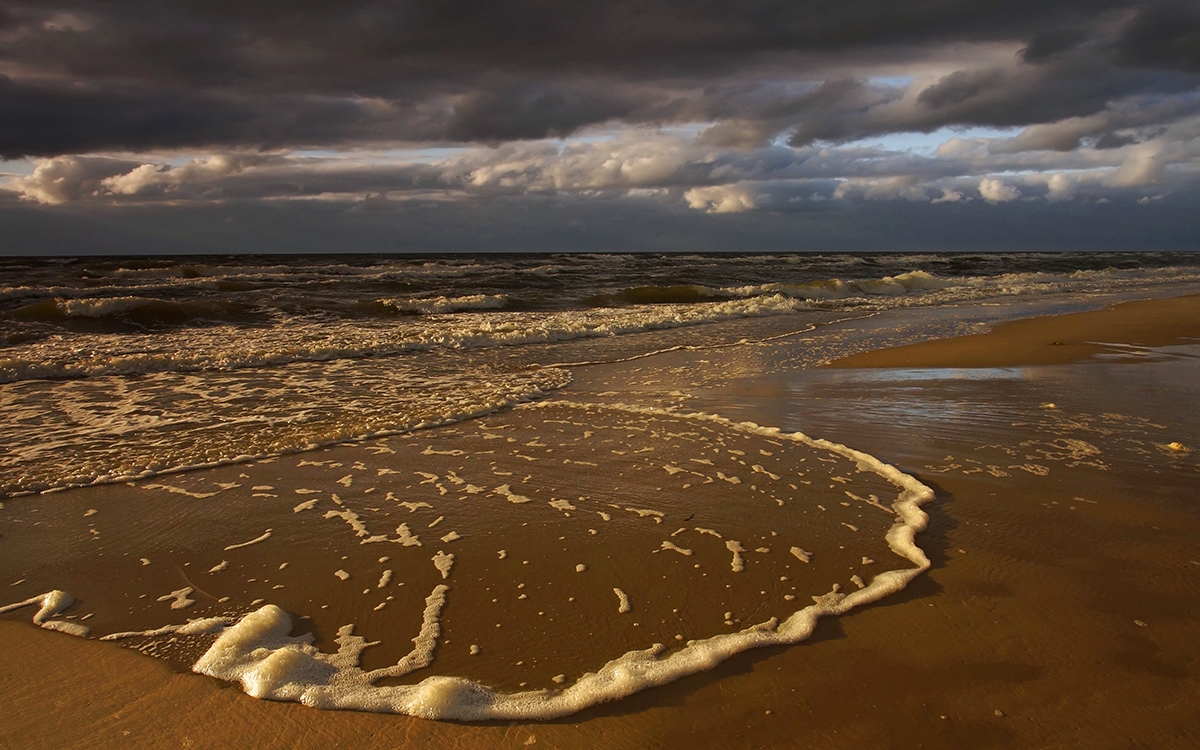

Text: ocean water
xmin=1 ymin=251 xmax=1198 ymax=722
xmin=4 ymin=251 xmax=1199 ymax=498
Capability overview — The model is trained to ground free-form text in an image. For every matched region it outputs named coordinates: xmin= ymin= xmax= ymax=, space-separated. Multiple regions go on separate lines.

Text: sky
xmin=1 ymin=0 xmax=1198 ymax=254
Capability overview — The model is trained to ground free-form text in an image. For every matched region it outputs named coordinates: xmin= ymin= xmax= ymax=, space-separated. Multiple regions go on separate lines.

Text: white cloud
xmin=683 ymin=184 xmax=759 ymax=213
xmin=13 ymin=156 xmax=135 ymax=204
xmin=100 ymin=163 xmax=168 ymax=195
xmin=1045 ymin=172 xmax=1076 ymax=202
xmin=934 ymin=137 xmax=987 ymax=158
xmin=978 ymin=177 xmax=1020 ymax=203
xmin=931 ymin=187 xmax=963 ymax=203
xmin=8 ymin=110 xmax=1200 ymax=210
xmin=100 ymin=155 xmax=268 ymax=196
xmin=831 ymin=176 xmax=930 ymax=201
xmin=1105 ymin=141 xmax=1166 ymax=188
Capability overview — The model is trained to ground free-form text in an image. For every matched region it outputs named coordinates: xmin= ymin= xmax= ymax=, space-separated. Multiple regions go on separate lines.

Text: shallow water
xmin=2 ymin=253 xmax=1200 ymax=735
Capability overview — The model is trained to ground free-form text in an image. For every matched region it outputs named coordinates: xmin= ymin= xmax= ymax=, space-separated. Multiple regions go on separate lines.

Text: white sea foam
xmin=0 ymin=294 xmax=804 ymax=383
xmin=380 ymin=294 xmax=508 ymax=314
xmin=613 ymin=588 xmax=633 ymax=614
xmin=224 ymin=529 xmax=272 ymax=551
xmin=725 ymin=540 xmax=746 ymax=572
xmin=0 ymin=590 xmax=89 ymax=637
xmin=101 ymin=616 xmax=232 ymax=641
xmin=157 ymin=587 xmax=196 ymax=610
xmin=718 ymin=265 xmax=1200 ymax=310
xmin=193 ymin=585 xmax=451 ymax=709
xmin=167 ymin=402 xmax=932 ymax=722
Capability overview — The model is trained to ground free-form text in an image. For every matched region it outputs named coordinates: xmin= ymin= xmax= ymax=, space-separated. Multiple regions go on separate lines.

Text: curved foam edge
xmin=176 ymin=403 xmax=933 ymax=721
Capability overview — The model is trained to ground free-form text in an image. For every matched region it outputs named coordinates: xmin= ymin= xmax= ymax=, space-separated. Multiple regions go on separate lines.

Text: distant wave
xmin=0 ymin=294 xmax=807 ymax=383
xmin=12 ymin=296 xmax=261 ymax=330
xmin=719 ymin=266 xmax=1200 ymax=306
xmin=377 ymin=294 xmax=510 ymax=314
xmin=585 ymin=285 xmax=723 ymax=306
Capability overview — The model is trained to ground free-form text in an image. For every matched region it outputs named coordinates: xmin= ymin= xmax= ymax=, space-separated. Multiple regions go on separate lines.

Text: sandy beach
xmin=3 ymin=292 xmax=1199 ymax=749
xmin=827 ymin=294 xmax=1200 ymax=369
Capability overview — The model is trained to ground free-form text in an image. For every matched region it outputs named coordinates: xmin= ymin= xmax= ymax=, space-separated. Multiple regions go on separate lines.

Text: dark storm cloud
xmin=2 ymin=0 xmax=1197 ymax=155
xmin=0 ymin=1 xmax=1127 ymax=86
xmin=0 ymin=74 xmax=466 ymax=158
xmin=0 ymin=76 xmax=257 ymax=158
xmin=1115 ymin=1 xmax=1200 ymax=71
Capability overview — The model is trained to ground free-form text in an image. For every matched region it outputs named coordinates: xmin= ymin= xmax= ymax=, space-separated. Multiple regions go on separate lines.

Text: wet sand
xmin=826 ymin=294 xmax=1200 ymax=369
xmin=4 ymin=293 xmax=1200 ymax=749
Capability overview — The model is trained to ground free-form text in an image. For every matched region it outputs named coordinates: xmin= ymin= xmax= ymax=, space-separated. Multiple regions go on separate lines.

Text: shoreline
xmin=3 ymin=289 xmax=1200 ymax=748
xmin=824 ymin=294 xmax=1200 ymax=369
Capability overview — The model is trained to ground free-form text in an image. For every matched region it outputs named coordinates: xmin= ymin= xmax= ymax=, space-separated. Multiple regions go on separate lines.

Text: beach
xmin=2 ymin=256 xmax=1200 ymax=748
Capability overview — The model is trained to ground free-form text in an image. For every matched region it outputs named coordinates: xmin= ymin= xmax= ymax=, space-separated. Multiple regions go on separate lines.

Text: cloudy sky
xmin=1 ymin=0 xmax=1198 ymax=254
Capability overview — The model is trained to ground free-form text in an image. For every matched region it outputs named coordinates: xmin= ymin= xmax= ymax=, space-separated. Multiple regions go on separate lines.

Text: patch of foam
xmin=725 ymin=541 xmax=746 ymax=572
xmin=389 ymin=524 xmax=422 ymax=547
xmin=143 ymin=483 xmax=218 ymax=499
xmin=625 ymin=507 xmax=664 ymax=523
xmin=325 ymin=509 xmax=372 ymax=538
xmin=789 ymin=547 xmax=812 ymax=563
xmin=0 ymin=590 xmax=89 ymax=637
xmin=493 ymin=485 xmax=532 ymax=504
xmin=224 ymin=529 xmax=273 ymax=551
xmin=659 ymin=541 xmax=693 ymax=556
xmin=432 ymin=551 xmax=455 ymax=579
xmin=194 ymin=585 xmax=453 ymax=707
xmin=209 ymin=560 xmax=230 ymax=573
xmin=101 ymin=616 xmax=231 ymax=641
xmin=751 ymin=465 xmax=781 ymax=480
xmin=158 ymin=587 xmax=196 ymax=610
xmin=613 ymin=588 xmax=632 ymax=614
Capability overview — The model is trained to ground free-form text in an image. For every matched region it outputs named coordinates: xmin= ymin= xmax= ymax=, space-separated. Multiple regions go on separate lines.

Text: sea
xmin=1 ymin=251 xmax=1198 ymax=723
